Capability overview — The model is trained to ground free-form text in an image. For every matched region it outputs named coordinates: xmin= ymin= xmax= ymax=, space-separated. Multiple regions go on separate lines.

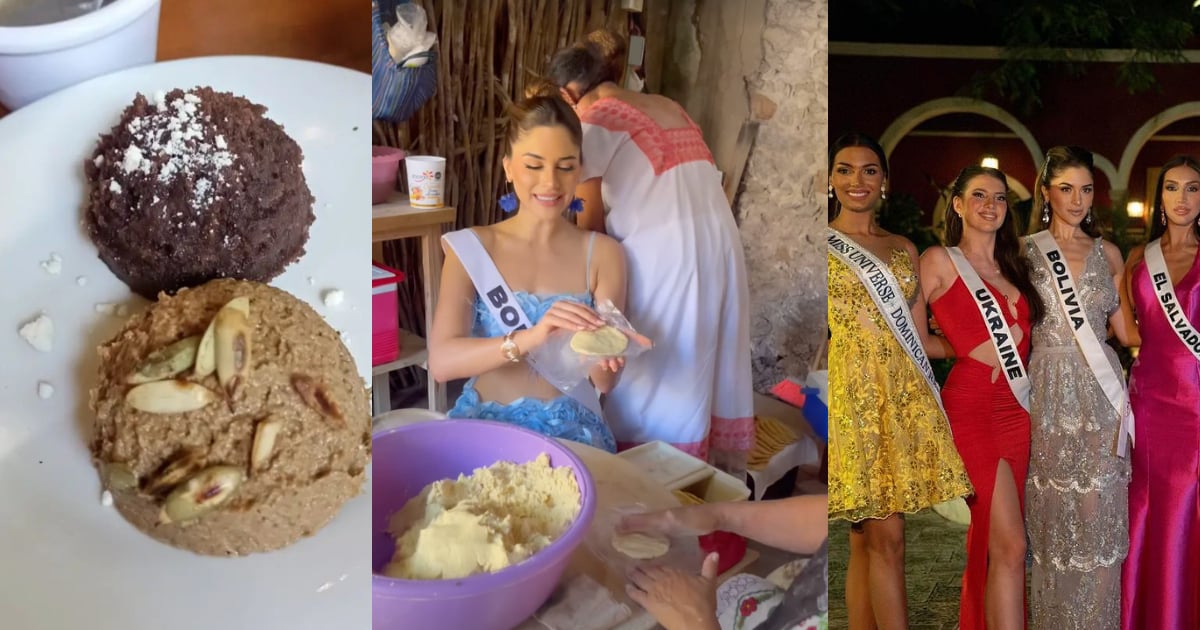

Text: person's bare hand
xmin=617 ymin=504 xmax=720 ymax=538
xmin=597 ymin=356 xmax=625 ymax=372
xmin=531 ymin=300 xmax=604 ymax=346
xmin=625 ymin=552 xmax=721 ymax=630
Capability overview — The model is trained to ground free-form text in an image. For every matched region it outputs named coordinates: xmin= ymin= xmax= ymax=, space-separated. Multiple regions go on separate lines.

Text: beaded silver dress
xmin=1023 ymin=236 xmax=1130 ymax=629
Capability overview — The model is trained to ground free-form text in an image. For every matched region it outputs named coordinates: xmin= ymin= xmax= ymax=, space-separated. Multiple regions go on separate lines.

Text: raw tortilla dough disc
xmin=570 ymin=326 xmax=628 ymax=356
xmin=611 ymin=532 xmax=670 ymax=559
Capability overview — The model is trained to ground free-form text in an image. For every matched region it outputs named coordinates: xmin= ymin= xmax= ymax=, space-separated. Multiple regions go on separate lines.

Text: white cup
xmin=0 ymin=0 xmax=162 ymax=111
xmin=404 ymin=155 xmax=446 ymax=208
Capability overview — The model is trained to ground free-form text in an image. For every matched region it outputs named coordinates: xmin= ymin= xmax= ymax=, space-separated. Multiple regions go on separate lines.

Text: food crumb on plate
xmin=322 ymin=289 xmax=345 ymax=307
xmin=76 ymin=275 xmax=88 ymax=286
xmin=100 ymin=490 xmax=113 ymax=507
xmin=95 ymin=303 xmax=130 ymax=317
xmin=40 ymin=252 xmax=62 ymax=275
xmin=18 ymin=313 xmax=53 ymax=352
xmin=37 ymin=381 xmax=54 ymax=399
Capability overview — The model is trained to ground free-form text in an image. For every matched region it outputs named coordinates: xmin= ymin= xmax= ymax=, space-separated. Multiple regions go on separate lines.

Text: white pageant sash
xmin=945 ymin=247 xmax=1032 ymax=412
xmin=442 ymin=229 xmax=604 ymax=418
xmin=826 ymin=228 xmax=947 ymax=419
xmin=1144 ymin=239 xmax=1200 ymax=362
xmin=1029 ymin=231 xmax=1134 ymax=455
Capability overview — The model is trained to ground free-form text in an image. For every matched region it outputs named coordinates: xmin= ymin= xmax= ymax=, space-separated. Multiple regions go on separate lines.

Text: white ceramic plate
xmin=0 ymin=56 xmax=371 ymax=630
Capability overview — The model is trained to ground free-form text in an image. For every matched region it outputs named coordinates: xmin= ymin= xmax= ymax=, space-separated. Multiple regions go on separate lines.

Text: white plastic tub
xmin=0 ymin=0 xmax=161 ymax=110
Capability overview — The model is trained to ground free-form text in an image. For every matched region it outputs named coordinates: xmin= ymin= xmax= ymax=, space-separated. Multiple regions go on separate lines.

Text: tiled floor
xmin=828 ymin=509 xmax=967 ymax=630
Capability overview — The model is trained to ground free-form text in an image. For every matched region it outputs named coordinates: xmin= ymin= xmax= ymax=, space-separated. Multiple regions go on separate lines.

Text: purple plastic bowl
xmin=372 ymin=420 xmax=597 ymax=630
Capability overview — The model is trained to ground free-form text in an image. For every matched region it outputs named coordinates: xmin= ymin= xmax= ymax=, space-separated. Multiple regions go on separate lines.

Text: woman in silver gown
xmin=1022 ymin=146 xmax=1135 ymax=629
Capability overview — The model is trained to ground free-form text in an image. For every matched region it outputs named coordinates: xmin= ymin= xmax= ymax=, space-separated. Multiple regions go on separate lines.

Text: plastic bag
xmin=528 ymin=299 xmax=653 ymax=392
xmin=386 ymin=3 xmax=438 ymax=66
xmin=584 ymin=502 xmax=703 ymax=577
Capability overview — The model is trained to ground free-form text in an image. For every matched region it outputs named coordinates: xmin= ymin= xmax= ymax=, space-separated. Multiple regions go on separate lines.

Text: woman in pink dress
xmin=546 ymin=31 xmax=754 ymax=471
xmin=1119 ymin=155 xmax=1200 ymax=630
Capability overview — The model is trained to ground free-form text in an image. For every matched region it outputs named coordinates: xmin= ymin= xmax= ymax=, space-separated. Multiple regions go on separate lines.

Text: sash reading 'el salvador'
xmin=826 ymin=228 xmax=947 ymax=419
xmin=1144 ymin=238 xmax=1200 ymax=362
xmin=945 ymin=247 xmax=1031 ymax=412
xmin=1029 ymin=230 xmax=1134 ymax=456
xmin=442 ymin=229 xmax=604 ymax=419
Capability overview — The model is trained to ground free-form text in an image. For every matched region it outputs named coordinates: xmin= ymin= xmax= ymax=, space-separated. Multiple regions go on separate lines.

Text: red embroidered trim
xmin=710 ymin=416 xmax=756 ymax=452
xmin=581 ymin=98 xmax=714 ymax=176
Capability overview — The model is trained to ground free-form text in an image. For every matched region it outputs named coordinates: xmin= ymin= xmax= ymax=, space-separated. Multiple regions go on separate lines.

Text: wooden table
xmin=372 ymin=196 xmax=456 ymax=413
xmin=0 ymin=0 xmax=369 ymax=119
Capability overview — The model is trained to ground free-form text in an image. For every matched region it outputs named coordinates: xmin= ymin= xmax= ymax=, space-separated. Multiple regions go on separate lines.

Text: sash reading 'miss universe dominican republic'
xmin=945 ymin=247 xmax=1032 ymax=412
xmin=1029 ymin=230 xmax=1134 ymax=456
xmin=441 ymin=229 xmax=604 ymax=419
xmin=1144 ymin=238 xmax=1200 ymax=362
xmin=826 ymin=228 xmax=947 ymax=419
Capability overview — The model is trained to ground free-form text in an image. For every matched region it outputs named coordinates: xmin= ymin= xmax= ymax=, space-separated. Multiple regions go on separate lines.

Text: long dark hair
xmin=945 ymin=166 xmax=1045 ymax=324
xmin=1029 ymin=145 xmax=1101 ymax=237
xmin=828 ymin=131 xmax=888 ymax=221
xmin=1147 ymin=154 xmax=1200 ymax=242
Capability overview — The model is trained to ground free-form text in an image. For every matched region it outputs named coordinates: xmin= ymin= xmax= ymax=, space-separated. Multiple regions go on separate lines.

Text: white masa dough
xmin=570 ymin=325 xmax=628 ymax=356
xmin=611 ymin=532 xmax=670 ymax=559
xmin=383 ymin=453 xmax=581 ymax=580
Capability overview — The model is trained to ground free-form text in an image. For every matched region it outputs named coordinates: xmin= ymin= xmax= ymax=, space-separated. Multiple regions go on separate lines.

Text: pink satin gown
xmin=1121 ymin=249 xmax=1200 ymax=630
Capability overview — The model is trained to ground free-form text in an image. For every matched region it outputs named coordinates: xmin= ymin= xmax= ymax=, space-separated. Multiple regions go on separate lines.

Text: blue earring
xmin=498 ymin=187 xmax=518 ymax=213
xmin=567 ymin=197 xmax=584 ymax=214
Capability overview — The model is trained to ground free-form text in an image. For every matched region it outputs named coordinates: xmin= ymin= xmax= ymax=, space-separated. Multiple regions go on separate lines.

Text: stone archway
xmin=1116 ymin=102 xmax=1200 ymax=196
xmin=878 ymin=97 xmax=1043 ymax=167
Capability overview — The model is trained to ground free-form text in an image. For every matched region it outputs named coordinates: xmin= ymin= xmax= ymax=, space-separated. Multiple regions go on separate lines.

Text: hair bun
xmin=523 ymin=79 xmax=560 ymax=100
xmin=585 ymin=28 xmax=626 ymax=66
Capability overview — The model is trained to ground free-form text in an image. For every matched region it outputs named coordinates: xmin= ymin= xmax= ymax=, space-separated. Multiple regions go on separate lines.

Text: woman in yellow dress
xmin=827 ymin=132 xmax=972 ymax=628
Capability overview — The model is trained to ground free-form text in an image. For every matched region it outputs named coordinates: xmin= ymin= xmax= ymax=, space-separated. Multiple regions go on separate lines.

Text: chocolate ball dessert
xmin=84 ymin=87 xmax=315 ymax=299
xmin=89 ymin=279 xmax=370 ymax=556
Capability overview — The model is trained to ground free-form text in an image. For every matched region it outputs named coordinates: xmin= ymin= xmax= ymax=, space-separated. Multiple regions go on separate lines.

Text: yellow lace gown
xmin=828 ymin=249 xmax=972 ymax=521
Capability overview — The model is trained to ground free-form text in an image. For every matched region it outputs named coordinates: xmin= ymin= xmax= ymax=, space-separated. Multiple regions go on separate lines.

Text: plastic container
xmin=372 ymin=146 xmax=405 ymax=205
xmin=372 ymin=262 xmax=404 ymax=366
xmin=373 ymin=420 xmax=597 ymax=630
xmin=403 ymin=154 xmax=445 ymax=207
xmin=617 ymin=440 xmax=711 ymax=490
xmin=802 ymin=386 xmax=828 ymax=443
xmin=0 ymin=0 xmax=161 ymax=110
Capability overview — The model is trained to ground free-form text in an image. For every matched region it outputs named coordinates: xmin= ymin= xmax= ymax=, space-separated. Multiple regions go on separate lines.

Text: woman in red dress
xmin=920 ymin=165 xmax=1044 ymax=630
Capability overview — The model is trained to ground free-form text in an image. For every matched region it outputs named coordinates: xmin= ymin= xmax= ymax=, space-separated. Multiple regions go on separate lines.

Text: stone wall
xmin=662 ymin=0 xmax=828 ymax=391
xmin=740 ymin=0 xmax=828 ymax=390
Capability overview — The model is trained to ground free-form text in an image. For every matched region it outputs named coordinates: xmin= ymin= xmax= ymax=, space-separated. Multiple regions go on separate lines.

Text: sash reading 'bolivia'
xmin=1029 ymin=231 xmax=1134 ymax=456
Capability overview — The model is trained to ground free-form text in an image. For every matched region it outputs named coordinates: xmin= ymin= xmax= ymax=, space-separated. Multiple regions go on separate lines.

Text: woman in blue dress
xmin=427 ymin=83 xmax=629 ymax=452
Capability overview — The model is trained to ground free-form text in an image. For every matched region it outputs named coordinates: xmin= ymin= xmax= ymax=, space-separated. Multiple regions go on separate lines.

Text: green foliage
xmin=1103 ymin=204 xmax=1138 ymax=258
xmin=877 ymin=192 xmax=939 ymax=252
xmin=967 ymin=0 xmax=1196 ymax=114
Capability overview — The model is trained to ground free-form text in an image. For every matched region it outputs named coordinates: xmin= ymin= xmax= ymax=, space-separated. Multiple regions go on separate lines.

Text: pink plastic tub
xmin=372 ymin=420 xmax=597 ymax=630
xmin=371 ymin=263 xmax=405 ymax=366
xmin=372 ymin=146 xmax=405 ymax=205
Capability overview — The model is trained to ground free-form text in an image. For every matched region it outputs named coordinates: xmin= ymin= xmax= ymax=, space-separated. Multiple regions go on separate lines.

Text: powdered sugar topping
xmin=119 ymin=88 xmax=236 ymax=213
